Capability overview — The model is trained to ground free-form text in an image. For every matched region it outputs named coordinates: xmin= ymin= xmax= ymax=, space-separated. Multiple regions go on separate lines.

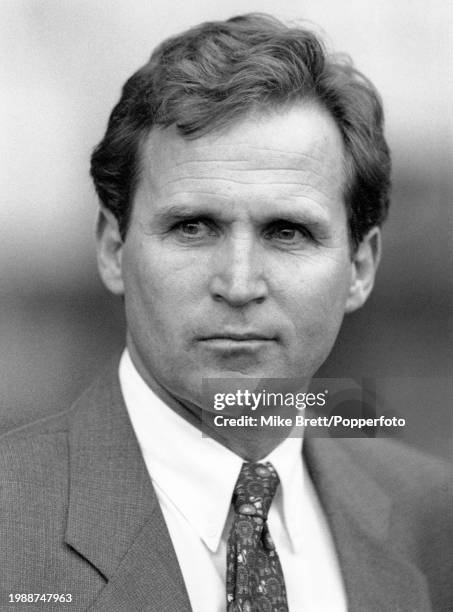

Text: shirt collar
xmin=264 ymin=435 xmax=305 ymax=552
xmin=119 ymin=349 xmax=304 ymax=552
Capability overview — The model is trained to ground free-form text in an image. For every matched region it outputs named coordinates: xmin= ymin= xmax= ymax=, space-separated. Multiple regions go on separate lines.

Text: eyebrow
xmin=153 ymin=202 xmax=331 ymax=231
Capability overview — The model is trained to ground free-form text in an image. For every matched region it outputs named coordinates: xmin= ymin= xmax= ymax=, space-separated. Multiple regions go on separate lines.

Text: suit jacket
xmin=1 ymin=361 xmax=452 ymax=612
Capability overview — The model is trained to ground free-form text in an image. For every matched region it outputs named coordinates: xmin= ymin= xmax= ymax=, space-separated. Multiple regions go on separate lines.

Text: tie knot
xmin=232 ymin=462 xmax=280 ymax=520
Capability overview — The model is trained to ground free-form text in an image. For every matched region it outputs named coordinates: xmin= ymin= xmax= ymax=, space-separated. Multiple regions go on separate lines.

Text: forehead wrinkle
xmin=165 ymin=147 xmax=335 ymax=173
xmin=142 ymin=109 xmax=347 ymax=207
xmin=160 ymin=176 xmax=329 ymax=187
xmin=162 ymin=189 xmax=231 ymax=201
xmin=164 ymin=142 xmax=337 ymax=159
xmin=155 ymin=158 xmax=336 ymax=186
xmin=168 ymin=154 xmax=328 ymax=171
xmin=142 ymin=157 xmax=343 ymax=214
xmin=161 ymin=162 xmax=327 ymax=182
xmin=153 ymin=148 xmax=342 ymax=192
xmin=159 ymin=173 xmax=341 ymax=204
xmin=145 ymin=132 xmax=338 ymax=165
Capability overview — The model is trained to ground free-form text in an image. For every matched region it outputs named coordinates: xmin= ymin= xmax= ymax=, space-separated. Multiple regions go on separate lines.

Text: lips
xmin=198 ymin=331 xmax=276 ymax=342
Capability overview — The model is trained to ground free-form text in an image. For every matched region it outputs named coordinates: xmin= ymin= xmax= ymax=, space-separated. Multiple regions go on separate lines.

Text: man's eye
xmin=174 ymin=219 xmax=215 ymax=239
xmin=265 ymin=223 xmax=311 ymax=244
xmin=180 ymin=221 xmax=203 ymax=235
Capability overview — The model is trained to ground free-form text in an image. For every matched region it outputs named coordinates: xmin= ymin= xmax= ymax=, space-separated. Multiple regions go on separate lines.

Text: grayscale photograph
xmin=1 ymin=1 xmax=452 ymax=611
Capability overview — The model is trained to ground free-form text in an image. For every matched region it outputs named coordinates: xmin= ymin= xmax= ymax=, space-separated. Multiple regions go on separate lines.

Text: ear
xmin=345 ymin=226 xmax=381 ymax=313
xmin=96 ymin=208 xmax=125 ymax=295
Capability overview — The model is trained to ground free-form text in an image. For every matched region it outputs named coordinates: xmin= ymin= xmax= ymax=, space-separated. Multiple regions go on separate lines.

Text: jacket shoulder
xmin=0 ymin=356 xmax=121 ymax=482
xmin=338 ymin=438 xmax=453 ymax=526
xmin=342 ymin=438 xmax=452 ymax=489
xmin=0 ymin=408 xmax=73 ymax=489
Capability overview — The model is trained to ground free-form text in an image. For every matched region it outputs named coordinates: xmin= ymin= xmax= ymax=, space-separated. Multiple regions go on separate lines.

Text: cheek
xmin=280 ymin=259 xmax=352 ymax=335
xmin=121 ymin=244 xmax=164 ymax=333
xmin=122 ymin=243 xmax=205 ymax=338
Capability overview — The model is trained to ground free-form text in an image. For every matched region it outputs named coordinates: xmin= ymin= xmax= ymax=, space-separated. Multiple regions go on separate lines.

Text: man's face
xmin=102 ymin=103 xmax=376 ymax=406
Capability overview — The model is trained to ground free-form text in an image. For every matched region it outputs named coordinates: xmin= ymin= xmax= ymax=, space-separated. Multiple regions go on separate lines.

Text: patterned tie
xmin=226 ymin=462 xmax=289 ymax=612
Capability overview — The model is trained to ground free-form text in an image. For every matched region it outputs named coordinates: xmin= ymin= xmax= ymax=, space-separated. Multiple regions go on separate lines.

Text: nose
xmin=208 ymin=233 xmax=268 ymax=306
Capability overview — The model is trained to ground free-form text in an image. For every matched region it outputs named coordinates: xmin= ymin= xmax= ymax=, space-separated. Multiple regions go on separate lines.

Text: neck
xmin=127 ymin=349 xmax=292 ymax=462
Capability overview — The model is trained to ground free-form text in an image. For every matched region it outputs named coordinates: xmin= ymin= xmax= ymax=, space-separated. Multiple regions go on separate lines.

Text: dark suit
xmin=1 ymin=361 xmax=452 ymax=611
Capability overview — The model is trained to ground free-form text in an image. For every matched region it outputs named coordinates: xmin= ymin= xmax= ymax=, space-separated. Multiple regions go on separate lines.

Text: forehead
xmin=137 ymin=103 xmax=346 ymax=212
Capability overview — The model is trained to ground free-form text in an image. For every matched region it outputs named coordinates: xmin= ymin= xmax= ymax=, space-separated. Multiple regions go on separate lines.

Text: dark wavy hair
xmin=90 ymin=13 xmax=391 ymax=249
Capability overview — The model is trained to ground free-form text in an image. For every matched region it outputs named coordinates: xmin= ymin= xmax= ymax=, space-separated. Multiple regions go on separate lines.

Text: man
xmin=1 ymin=13 xmax=452 ymax=612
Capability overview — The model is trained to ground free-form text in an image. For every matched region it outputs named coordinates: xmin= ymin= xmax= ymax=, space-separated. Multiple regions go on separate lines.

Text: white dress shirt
xmin=119 ymin=350 xmax=347 ymax=611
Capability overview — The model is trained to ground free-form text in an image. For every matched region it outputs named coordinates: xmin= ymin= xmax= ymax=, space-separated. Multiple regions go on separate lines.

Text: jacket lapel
xmin=304 ymin=438 xmax=431 ymax=612
xmin=65 ymin=362 xmax=192 ymax=611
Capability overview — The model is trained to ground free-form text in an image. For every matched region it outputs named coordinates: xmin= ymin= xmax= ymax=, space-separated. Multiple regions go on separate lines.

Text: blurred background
xmin=1 ymin=0 xmax=452 ymax=458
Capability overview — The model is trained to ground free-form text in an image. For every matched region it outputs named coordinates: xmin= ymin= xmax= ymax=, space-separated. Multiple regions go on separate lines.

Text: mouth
xmin=197 ymin=332 xmax=277 ymax=346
